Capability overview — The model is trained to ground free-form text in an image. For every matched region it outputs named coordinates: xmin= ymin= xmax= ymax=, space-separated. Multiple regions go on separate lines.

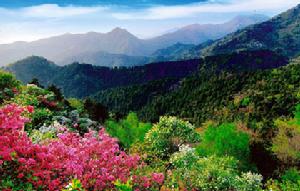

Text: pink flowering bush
xmin=0 ymin=104 xmax=164 ymax=190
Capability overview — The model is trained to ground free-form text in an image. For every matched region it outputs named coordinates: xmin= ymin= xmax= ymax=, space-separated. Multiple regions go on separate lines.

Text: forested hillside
xmin=5 ymin=56 xmax=200 ymax=98
xmin=1 ymin=57 xmax=299 ymax=190
xmin=201 ymin=4 xmax=300 ymax=58
xmin=92 ymin=50 xmax=288 ymax=116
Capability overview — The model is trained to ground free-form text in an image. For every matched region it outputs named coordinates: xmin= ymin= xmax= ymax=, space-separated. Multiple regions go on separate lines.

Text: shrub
xmin=106 ymin=112 xmax=152 ymax=149
xmin=266 ymin=168 xmax=300 ymax=191
xmin=196 ymin=123 xmax=250 ymax=166
xmin=168 ymin=148 xmax=263 ymax=191
xmin=144 ymin=116 xmax=200 ymax=159
xmin=271 ymin=105 xmax=300 ymax=165
xmin=0 ymin=70 xmax=20 ymax=103
xmin=0 ymin=104 xmax=158 ymax=190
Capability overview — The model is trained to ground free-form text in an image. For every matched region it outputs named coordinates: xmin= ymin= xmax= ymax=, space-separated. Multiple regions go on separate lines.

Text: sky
xmin=0 ymin=0 xmax=299 ymax=44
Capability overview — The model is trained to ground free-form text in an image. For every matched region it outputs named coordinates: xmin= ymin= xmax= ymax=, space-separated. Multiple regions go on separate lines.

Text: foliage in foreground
xmin=0 ymin=104 xmax=163 ymax=190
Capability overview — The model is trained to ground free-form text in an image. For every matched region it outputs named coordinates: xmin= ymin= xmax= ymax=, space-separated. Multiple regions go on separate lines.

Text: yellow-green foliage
xmin=196 ymin=123 xmax=250 ymax=165
xmin=272 ymin=105 xmax=300 ymax=164
xmin=68 ymin=98 xmax=84 ymax=113
xmin=62 ymin=179 xmax=85 ymax=191
xmin=266 ymin=168 xmax=300 ymax=191
xmin=105 ymin=112 xmax=152 ymax=149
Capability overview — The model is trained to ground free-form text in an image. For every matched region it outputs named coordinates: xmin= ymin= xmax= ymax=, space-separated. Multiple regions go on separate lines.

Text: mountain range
xmin=0 ymin=14 xmax=268 ymax=67
xmin=197 ymin=4 xmax=300 ymax=58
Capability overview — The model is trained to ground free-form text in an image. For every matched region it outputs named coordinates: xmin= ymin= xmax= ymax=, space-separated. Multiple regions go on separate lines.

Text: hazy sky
xmin=0 ymin=0 xmax=299 ymax=44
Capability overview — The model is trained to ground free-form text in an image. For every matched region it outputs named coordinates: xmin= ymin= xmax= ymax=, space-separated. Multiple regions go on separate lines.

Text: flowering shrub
xmin=167 ymin=146 xmax=263 ymax=191
xmin=144 ymin=116 xmax=200 ymax=159
xmin=0 ymin=104 xmax=164 ymax=190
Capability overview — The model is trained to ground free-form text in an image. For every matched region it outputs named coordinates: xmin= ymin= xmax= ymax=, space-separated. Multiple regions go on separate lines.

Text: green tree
xmin=0 ymin=70 xmax=20 ymax=103
xmin=47 ymin=84 xmax=64 ymax=101
xmin=105 ymin=112 xmax=152 ymax=149
xmin=84 ymin=98 xmax=109 ymax=123
xmin=271 ymin=105 xmax=300 ymax=165
xmin=196 ymin=123 xmax=250 ymax=166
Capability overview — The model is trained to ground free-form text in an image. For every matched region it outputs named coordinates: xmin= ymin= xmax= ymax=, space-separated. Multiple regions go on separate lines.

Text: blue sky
xmin=0 ymin=0 xmax=299 ymax=43
xmin=0 ymin=1 xmax=208 ymax=7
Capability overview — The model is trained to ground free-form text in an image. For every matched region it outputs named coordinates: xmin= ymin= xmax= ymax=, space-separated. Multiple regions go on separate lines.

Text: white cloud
xmin=5 ymin=4 xmax=106 ymax=19
xmin=0 ymin=0 xmax=299 ymax=43
xmin=112 ymin=0 xmax=300 ymax=20
xmin=23 ymin=4 xmax=106 ymax=18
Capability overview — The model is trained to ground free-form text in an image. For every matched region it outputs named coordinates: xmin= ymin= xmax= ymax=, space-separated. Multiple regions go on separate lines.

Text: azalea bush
xmin=0 ymin=104 xmax=163 ymax=190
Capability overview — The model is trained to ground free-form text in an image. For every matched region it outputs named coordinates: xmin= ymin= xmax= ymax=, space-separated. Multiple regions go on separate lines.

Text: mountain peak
xmin=110 ymin=27 xmax=130 ymax=34
xmin=108 ymin=27 xmax=138 ymax=39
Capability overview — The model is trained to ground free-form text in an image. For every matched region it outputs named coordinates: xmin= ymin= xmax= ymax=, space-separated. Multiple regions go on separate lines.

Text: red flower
xmin=26 ymin=105 xmax=34 ymax=113
xmin=17 ymin=173 xmax=24 ymax=179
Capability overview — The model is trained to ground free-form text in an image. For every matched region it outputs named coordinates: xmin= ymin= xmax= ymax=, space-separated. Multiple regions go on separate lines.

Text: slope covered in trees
xmin=5 ymin=56 xmax=200 ymax=98
xmin=92 ymin=50 xmax=289 ymax=117
xmin=0 ymin=69 xmax=299 ymax=190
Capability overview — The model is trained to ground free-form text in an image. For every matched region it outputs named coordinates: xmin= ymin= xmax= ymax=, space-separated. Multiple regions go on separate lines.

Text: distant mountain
xmin=200 ymin=4 xmax=300 ymax=58
xmin=148 ymin=14 xmax=269 ymax=46
xmin=5 ymin=56 xmax=200 ymax=98
xmin=5 ymin=49 xmax=286 ymax=99
xmin=151 ymin=40 xmax=214 ymax=62
xmin=151 ymin=43 xmax=197 ymax=61
xmin=5 ymin=56 xmax=59 ymax=85
xmin=0 ymin=15 xmax=267 ymax=67
xmin=60 ymin=51 xmax=150 ymax=67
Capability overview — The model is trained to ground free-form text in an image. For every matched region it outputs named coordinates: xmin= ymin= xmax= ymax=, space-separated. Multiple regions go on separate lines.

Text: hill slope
xmin=5 ymin=56 xmax=200 ymax=98
xmin=201 ymin=4 xmax=300 ymax=58
xmin=92 ymin=50 xmax=288 ymax=117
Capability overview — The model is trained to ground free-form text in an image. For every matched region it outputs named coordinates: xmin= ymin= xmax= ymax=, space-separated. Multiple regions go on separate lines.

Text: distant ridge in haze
xmin=0 ymin=14 xmax=268 ymax=67
xmin=200 ymin=4 xmax=300 ymax=58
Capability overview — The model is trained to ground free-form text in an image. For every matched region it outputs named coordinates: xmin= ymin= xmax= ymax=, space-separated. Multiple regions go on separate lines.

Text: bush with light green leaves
xmin=196 ymin=123 xmax=250 ymax=167
xmin=105 ymin=112 xmax=152 ymax=149
xmin=271 ymin=104 xmax=300 ymax=165
xmin=144 ymin=116 xmax=200 ymax=159
xmin=266 ymin=168 xmax=300 ymax=191
xmin=168 ymin=146 xmax=263 ymax=191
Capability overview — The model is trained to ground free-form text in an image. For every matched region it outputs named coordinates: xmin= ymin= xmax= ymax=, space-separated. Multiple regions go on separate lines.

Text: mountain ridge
xmin=0 ymin=14 xmax=268 ymax=67
xmin=199 ymin=4 xmax=300 ymax=58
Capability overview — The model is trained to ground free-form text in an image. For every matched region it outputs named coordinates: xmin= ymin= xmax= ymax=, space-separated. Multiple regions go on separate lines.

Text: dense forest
xmin=5 ymin=56 xmax=200 ymax=98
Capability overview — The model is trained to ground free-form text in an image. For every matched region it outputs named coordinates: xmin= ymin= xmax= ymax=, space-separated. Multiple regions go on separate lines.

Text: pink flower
xmin=151 ymin=173 xmax=164 ymax=185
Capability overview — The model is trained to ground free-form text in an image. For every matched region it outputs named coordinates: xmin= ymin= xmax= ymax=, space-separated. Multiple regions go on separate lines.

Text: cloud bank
xmin=0 ymin=0 xmax=298 ymax=43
